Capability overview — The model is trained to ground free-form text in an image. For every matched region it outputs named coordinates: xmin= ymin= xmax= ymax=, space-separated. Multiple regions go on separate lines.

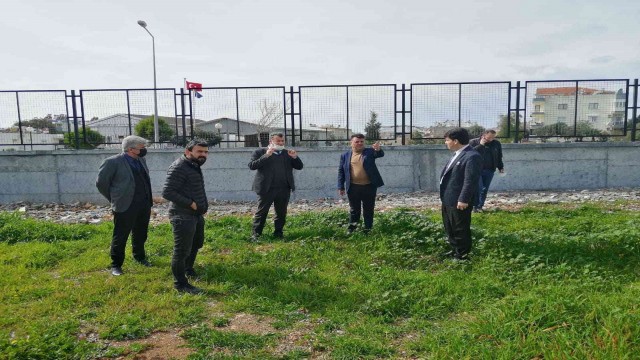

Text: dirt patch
xmin=107 ymin=331 xmax=192 ymax=360
xmin=271 ymin=319 xmax=317 ymax=356
xmin=220 ymin=313 xmax=278 ymax=335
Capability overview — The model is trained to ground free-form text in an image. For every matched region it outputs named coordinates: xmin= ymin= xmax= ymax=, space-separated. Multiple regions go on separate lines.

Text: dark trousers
xmin=252 ymin=188 xmax=291 ymax=236
xmin=476 ymin=169 xmax=496 ymax=209
xmin=111 ymin=201 xmax=151 ymax=267
xmin=348 ymin=184 xmax=377 ymax=230
xmin=170 ymin=214 xmax=205 ymax=287
xmin=441 ymin=205 xmax=473 ymax=257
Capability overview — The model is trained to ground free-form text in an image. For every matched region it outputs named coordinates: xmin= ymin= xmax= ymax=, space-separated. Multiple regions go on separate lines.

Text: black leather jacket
xmin=162 ymin=155 xmax=208 ymax=216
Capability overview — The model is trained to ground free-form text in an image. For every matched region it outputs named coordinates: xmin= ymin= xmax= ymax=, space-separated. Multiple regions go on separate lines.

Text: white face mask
xmin=271 ymin=144 xmax=285 ymax=151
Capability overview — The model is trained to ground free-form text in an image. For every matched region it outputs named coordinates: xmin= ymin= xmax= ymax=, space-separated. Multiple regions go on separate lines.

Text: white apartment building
xmin=530 ymin=87 xmax=626 ymax=133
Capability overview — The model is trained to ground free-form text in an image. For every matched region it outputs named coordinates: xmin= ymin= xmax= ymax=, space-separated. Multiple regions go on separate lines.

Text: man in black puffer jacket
xmin=162 ymin=139 xmax=209 ymax=294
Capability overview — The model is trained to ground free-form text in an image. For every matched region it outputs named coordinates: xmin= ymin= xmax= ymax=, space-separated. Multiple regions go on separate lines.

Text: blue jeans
xmin=476 ymin=169 xmax=495 ymax=209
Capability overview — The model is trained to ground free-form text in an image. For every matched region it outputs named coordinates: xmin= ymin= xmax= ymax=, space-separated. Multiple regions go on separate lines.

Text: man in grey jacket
xmin=162 ymin=139 xmax=209 ymax=294
xmin=96 ymin=136 xmax=153 ymax=276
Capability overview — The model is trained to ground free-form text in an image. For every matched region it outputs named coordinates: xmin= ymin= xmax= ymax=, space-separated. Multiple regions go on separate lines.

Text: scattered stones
xmin=1 ymin=188 xmax=638 ymax=224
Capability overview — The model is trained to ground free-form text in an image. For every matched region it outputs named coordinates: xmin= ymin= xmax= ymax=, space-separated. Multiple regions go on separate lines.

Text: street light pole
xmin=215 ymin=123 xmax=223 ymax=148
xmin=137 ymin=20 xmax=159 ymax=144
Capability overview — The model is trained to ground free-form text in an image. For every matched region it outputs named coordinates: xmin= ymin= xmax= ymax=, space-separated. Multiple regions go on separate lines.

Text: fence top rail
xmin=525 ymin=78 xmax=630 ymax=84
xmin=79 ymin=88 xmax=177 ymax=92
xmin=0 ymin=89 xmax=67 ymax=93
xmin=411 ymin=81 xmax=511 ymax=86
xmin=299 ymin=84 xmax=397 ymax=89
xmin=192 ymin=86 xmax=286 ymax=90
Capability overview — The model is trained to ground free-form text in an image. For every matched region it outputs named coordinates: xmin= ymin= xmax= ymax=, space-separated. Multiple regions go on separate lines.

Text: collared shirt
xmin=124 ymin=153 xmax=142 ymax=171
xmin=440 ymin=145 xmax=469 ymax=184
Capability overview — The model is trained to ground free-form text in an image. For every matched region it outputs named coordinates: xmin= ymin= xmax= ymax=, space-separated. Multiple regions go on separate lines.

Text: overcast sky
xmin=2 ymin=0 xmax=639 ymax=91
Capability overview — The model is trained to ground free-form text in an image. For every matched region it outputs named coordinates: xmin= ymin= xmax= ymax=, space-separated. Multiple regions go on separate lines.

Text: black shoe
xmin=175 ymin=284 xmax=203 ymax=295
xmin=453 ymin=253 xmax=470 ymax=262
xmin=250 ymin=234 xmax=261 ymax=242
xmin=347 ymin=226 xmax=357 ymax=235
xmin=136 ymin=259 xmax=152 ymax=267
xmin=185 ymin=269 xmax=197 ymax=277
xmin=110 ymin=267 xmax=123 ymax=276
xmin=363 ymin=228 xmax=371 ymax=235
xmin=273 ymin=232 xmax=284 ymax=239
xmin=439 ymin=250 xmax=455 ymax=258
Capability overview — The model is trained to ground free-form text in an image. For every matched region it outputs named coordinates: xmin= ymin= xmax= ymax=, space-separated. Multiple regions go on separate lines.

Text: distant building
xmin=85 ymin=114 xmax=202 ymax=145
xmin=0 ymin=132 xmax=64 ymax=151
xmin=530 ymin=87 xmax=626 ymax=133
xmin=423 ymin=120 xmax=478 ymax=139
xmin=196 ymin=118 xmax=350 ymax=147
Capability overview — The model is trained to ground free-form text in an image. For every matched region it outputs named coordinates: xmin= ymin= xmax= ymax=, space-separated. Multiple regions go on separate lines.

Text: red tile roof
xmin=535 ymin=87 xmax=614 ymax=96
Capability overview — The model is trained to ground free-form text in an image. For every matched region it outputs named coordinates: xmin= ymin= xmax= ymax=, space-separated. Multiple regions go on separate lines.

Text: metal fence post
xmin=180 ymin=88 xmax=187 ymax=145
xmin=401 ymin=84 xmax=406 ymax=145
xmin=514 ymin=81 xmax=520 ymax=143
xmin=15 ymin=92 xmax=24 ymax=147
xmin=71 ymin=90 xmax=80 ymax=150
xmin=632 ymin=79 xmax=638 ymax=142
xmin=290 ymin=86 xmax=296 ymax=147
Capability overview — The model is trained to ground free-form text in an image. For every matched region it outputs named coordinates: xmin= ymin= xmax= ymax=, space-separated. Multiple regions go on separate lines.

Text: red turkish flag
xmin=186 ymin=81 xmax=202 ymax=91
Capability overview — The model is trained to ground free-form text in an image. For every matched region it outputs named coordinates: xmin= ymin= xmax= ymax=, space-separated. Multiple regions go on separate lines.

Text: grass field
xmin=1 ymin=202 xmax=639 ymax=359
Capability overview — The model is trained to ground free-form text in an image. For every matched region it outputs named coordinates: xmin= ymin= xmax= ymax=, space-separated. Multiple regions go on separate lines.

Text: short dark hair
xmin=270 ymin=133 xmax=285 ymax=139
xmin=483 ymin=129 xmax=497 ymax=135
xmin=444 ymin=128 xmax=470 ymax=145
xmin=186 ymin=139 xmax=208 ymax=151
xmin=350 ymin=133 xmax=365 ymax=140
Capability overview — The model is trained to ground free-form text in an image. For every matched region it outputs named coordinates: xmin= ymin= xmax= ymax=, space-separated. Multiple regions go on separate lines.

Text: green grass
xmin=1 ymin=203 xmax=640 ymax=359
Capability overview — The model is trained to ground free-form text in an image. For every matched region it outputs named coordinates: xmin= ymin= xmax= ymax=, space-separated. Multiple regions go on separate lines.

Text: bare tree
xmin=255 ymin=99 xmax=288 ymax=135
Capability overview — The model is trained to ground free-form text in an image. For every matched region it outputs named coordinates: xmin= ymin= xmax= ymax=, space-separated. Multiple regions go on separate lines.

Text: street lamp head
xmin=214 ymin=123 xmax=223 ymax=130
xmin=137 ymin=20 xmax=147 ymax=28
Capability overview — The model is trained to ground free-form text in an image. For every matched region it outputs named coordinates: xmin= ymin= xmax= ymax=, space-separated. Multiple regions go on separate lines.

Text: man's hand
xmin=457 ymin=202 xmax=469 ymax=210
xmin=190 ymin=202 xmax=198 ymax=211
xmin=288 ymin=149 xmax=298 ymax=159
xmin=338 ymin=189 xmax=345 ymax=196
xmin=372 ymin=142 xmax=381 ymax=151
xmin=480 ymin=136 xmax=488 ymax=145
xmin=265 ymin=145 xmax=275 ymax=156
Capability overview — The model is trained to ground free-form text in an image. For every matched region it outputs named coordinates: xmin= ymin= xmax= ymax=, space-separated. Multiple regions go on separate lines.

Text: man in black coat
xmin=248 ymin=133 xmax=303 ymax=241
xmin=162 ymin=139 xmax=209 ymax=294
xmin=440 ymin=128 xmax=482 ymax=260
xmin=469 ymin=129 xmax=505 ymax=212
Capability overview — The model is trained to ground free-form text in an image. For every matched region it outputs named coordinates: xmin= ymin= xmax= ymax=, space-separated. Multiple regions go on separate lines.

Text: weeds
xmin=0 ymin=203 xmax=639 ymax=358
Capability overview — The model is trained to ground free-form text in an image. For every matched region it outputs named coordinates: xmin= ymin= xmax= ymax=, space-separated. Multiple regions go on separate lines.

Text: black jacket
xmin=440 ymin=146 xmax=482 ymax=207
xmin=469 ymin=138 xmax=504 ymax=171
xmin=248 ymin=148 xmax=303 ymax=196
xmin=162 ymin=155 xmax=208 ymax=215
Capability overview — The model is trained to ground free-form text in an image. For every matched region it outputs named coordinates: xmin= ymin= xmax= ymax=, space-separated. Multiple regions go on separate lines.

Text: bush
xmin=63 ymin=128 xmax=105 ymax=149
xmin=134 ymin=116 xmax=174 ymax=143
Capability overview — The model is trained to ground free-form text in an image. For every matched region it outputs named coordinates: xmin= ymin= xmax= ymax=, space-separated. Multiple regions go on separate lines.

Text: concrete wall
xmin=0 ymin=142 xmax=638 ymax=204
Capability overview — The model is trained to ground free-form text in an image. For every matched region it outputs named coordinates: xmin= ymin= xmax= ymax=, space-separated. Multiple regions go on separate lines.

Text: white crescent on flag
xmin=186 ymin=81 xmax=202 ymax=91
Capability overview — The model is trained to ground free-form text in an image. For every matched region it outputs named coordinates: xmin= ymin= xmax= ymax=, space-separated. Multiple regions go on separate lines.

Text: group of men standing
xmin=96 ymin=128 xmax=504 ymax=293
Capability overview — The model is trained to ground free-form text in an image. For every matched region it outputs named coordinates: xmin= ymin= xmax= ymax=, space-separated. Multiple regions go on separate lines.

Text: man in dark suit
xmin=440 ymin=128 xmax=482 ymax=260
xmin=248 ymin=133 xmax=303 ymax=241
xmin=469 ymin=129 xmax=504 ymax=212
xmin=337 ymin=133 xmax=385 ymax=233
xmin=96 ymin=135 xmax=153 ymax=276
